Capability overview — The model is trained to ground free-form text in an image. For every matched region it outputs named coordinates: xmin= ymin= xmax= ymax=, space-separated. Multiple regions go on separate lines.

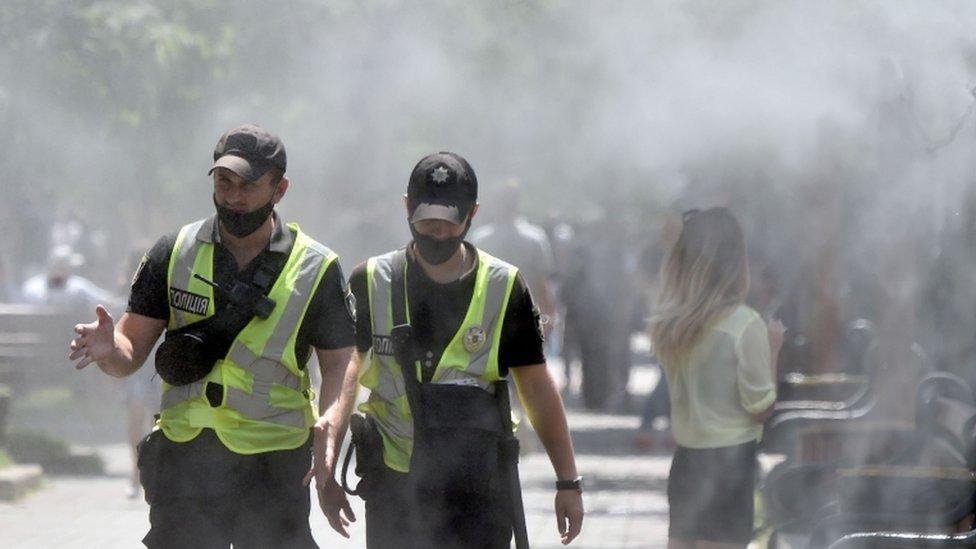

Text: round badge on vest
xmin=463 ymin=325 xmax=486 ymax=353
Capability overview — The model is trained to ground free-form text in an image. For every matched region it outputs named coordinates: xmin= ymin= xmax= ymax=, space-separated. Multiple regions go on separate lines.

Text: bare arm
xmin=512 ymin=363 xmax=577 ymax=479
xmin=69 ymin=306 xmax=166 ymax=378
xmin=315 ymin=346 xmax=359 ymax=471
xmin=305 ymin=346 xmax=359 ymax=538
xmin=511 ymin=363 xmax=583 ymax=545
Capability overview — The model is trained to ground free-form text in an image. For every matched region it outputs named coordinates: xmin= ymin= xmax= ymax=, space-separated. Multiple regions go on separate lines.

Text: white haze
xmin=2 ymin=1 xmax=975 ymax=276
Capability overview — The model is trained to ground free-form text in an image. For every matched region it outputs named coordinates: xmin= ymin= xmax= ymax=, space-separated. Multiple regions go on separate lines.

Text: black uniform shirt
xmin=348 ymin=242 xmax=545 ymax=379
xmin=128 ymin=212 xmax=356 ymax=370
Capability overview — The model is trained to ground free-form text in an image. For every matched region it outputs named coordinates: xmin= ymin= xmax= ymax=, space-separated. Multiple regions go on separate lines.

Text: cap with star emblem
xmin=407 ymin=151 xmax=478 ymax=225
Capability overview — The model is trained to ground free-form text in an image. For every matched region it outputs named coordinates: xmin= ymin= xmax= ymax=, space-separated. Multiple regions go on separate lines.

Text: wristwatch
xmin=555 ymin=476 xmax=584 ymax=493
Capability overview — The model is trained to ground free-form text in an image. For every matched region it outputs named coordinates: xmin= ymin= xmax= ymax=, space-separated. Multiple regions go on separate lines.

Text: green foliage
xmin=11 ymin=387 xmax=73 ymax=417
xmin=4 ymin=429 xmax=105 ymax=475
xmin=5 ymin=429 xmax=71 ymax=463
xmin=0 ymin=0 xmax=671 ymax=269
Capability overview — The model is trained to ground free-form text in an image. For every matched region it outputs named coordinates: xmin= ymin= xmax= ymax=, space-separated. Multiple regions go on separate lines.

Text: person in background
xmin=469 ymin=178 xmax=557 ymax=338
xmin=469 ymin=178 xmax=559 ymax=451
xmin=634 ymin=231 xmax=672 ymax=452
xmin=21 ymin=245 xmax=118 ymax=313
xmin=649 ymin=207 xmax=783 ymax=549
xmin=118 ymin=248 xmax=161 ymax=500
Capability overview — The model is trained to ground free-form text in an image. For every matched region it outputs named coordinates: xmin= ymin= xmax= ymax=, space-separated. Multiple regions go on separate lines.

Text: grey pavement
xmin=0 ymin=364 xmax=675 ymax=548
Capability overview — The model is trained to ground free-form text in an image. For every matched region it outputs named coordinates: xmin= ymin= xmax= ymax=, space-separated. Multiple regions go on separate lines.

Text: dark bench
xmin=762 ymin=368 xmax=951 ymax=547
xmin=762 ymin=320 xmax=896 ymax=455
xmin=0 ymin=304 xmax=119 ymax=442
xmin=807 ymin=373 xmax=976 ymax=548
xmin=0 ymin=304 xmax=79 ymax=389
xmin=775 ymin=319 xmax=879 ymax=404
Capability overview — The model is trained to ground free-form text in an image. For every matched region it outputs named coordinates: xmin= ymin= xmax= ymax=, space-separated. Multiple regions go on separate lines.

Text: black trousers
xmin=364 ymin=465 xmax=512 ymax=549
xmin=140 ymin=429 xmax=316 ymax=549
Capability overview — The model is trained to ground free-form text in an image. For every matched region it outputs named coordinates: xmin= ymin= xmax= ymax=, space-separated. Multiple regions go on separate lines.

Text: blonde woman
xmin=650 ymin=208 xmax=784 ymax=549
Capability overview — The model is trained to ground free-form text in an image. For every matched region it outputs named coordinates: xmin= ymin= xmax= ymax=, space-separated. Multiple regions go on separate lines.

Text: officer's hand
xmin=69 ymin=305 xmax=117 ymax=370
xmin=317 ymin=476 xmax=356 ymax=538
xmin=555 ymin=489 xmax=584 ymax=544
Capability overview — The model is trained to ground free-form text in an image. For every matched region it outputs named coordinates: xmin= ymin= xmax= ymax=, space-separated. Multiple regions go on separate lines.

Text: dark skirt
xmin=667 ymin=440 xmax=758 ymax=544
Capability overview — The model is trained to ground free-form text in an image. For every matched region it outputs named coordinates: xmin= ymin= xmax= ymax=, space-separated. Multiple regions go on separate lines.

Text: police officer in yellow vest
xmin=342 ymin=152 xmax=584 ymax=548
xmin=69 ymin=124 xmax=360 ymax=548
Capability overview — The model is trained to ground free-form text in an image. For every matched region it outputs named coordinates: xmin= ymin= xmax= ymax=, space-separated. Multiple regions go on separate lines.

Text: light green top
xmin=661 ymin=304 xmax=776 ymax=449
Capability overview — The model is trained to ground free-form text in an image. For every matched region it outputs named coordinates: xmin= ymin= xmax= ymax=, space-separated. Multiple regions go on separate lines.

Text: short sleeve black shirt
xmin=127 ymin=213 xmax=356 ymax=369
xmin=348 ymin=243 xmax=545 ymax=378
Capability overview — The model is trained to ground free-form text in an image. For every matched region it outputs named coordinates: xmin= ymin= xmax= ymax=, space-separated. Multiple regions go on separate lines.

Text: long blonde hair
xmin=650 ymin=207 xmax=749 ymax=367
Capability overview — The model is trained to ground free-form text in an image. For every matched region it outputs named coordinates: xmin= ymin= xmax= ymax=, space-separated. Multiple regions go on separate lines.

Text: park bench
xmin=761 ymin=364 xmax=940 ymax=548
xmin=804 ymin=372 xmax=976 ymax=548
xmin=0 ymin=304 xmax=73 ymax=447
xmin=775 ymin=319 xmax=879 ymax=404
xmin=0 ymin=304 xmax=118 ymax=443
xmin=762 ymin=319 xmax=890 ymax=455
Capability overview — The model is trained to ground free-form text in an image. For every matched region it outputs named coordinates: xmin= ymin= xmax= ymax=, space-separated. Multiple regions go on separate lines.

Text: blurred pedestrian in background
xmin=650 ymin=207 xmax=783 ymax=548
xmin=634 ymin=222 xmax=675 ymax=452
xmin=554 ymin=212 xmax=640 ymax=411
xmin=118 ymin=247 xmax=160 ymax=500
xmin=470 ymin=177 xmax=557 ymax=338
xmin=470 ymin=177 xmax=558 ymax=452
xmin=21 ymin=244 xmax=118 ymax=314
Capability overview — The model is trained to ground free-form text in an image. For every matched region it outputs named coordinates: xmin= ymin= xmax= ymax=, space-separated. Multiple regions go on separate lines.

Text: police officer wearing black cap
xmin=341 ymin=152 xmax=584 ymax=548
xmin=69 ymin=124 xmax=360 ymax=548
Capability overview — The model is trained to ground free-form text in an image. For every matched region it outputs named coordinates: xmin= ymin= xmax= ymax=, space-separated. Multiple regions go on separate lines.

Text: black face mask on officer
xmin=212 ymin=190 xmax=276 ymax=239
xmin=410 ymin=217 xmax=472 ymax=265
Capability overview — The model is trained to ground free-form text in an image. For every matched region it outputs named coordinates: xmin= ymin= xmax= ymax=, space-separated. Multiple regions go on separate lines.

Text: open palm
xmin=69 ymin=305 xmax=117 ymax=370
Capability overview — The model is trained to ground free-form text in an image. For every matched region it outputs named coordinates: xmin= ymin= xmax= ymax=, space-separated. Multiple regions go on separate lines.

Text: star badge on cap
xmin=431 ymin=166 xmax=450 ymax=185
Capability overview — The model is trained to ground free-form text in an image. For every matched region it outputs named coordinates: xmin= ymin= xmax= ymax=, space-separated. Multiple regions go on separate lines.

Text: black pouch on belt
xmin=136 ymin=429 xmax=165 ymax=505
xmin=409 ymin=383 xmax=506 ymax=499
xmin=341 ymin=413 xmax=384 ymax=499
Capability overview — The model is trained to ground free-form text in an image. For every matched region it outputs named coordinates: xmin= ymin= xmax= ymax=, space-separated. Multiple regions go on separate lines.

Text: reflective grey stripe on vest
xmin=429 ymin=255 xmax=512 ymax=390
xmin=161 ymin=380 xmax=206 ymax=410
xmin=366 ymin=252 xmax=408 ymax=403
xmin=368 ymin=250 xmax=512 ymax=396
xmin=160 ymin=217 xmax=211 ymax=411
xmin=161 ymin=232 xmax=331 ymax=429
xmin=169 ymin=218 xmax=210 ymax=329
xmin=220 ymin=240 xmax=331 ymax=427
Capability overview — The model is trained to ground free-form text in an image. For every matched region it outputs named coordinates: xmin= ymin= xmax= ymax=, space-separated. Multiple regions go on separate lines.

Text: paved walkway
xmin=0 ymin=364 xmax=675 ymax=548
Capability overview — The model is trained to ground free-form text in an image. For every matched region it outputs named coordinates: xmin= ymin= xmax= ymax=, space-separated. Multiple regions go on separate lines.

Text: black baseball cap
xmin=209 ymin=124 xmax=287 ymax=183
xmin=407 ymin=152 xmax=478 ymax=225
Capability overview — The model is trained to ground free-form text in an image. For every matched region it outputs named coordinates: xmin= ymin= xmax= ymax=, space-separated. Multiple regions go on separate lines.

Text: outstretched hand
xmin=69 ymin=305 xmax=117 ymax=370
xmin=555 ymin=489 xmax=584 ymax=544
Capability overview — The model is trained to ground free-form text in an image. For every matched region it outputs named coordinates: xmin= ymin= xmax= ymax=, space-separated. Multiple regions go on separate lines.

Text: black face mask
xmin=213 ymin=194 xmax=275 ymax=238
xmin=409 ymin=218 xmax=471 ymax=265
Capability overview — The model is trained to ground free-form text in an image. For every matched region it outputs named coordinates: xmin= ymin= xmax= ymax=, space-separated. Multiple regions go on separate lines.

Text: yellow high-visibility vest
xmin=158 ymin=216 xmax=336 ymax=454
xmin=359 ymin=248 xmax=517 ymax=472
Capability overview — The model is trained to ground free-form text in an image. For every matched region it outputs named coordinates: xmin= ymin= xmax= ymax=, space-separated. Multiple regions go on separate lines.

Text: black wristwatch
xmin=555 ymin=476 xmax=583 ymax=493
